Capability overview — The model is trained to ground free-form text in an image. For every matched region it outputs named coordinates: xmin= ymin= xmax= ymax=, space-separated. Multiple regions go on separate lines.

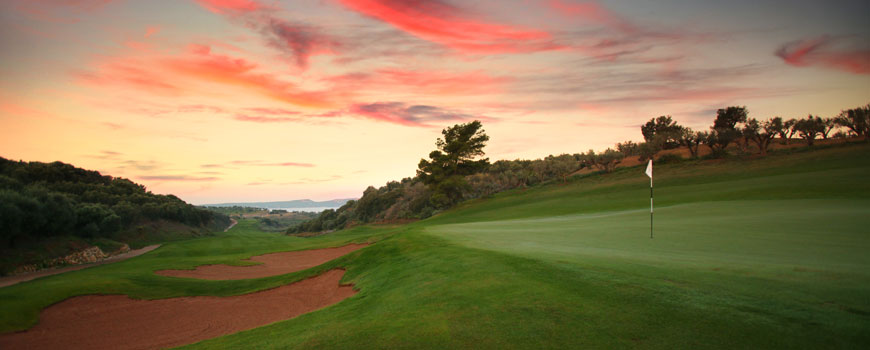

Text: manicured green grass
xmin=2 ymin=143 xmax=869 ymax=349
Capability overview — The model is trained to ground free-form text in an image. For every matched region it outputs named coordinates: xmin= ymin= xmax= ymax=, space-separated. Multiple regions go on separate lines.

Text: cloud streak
xmin=194 ymin=0 xmax=338 ymax=70
xmin=350 ymin=102 xmax=492 ymax=127
xmin=776 ymin=36 xmax=870 ymax=74
xmin=139 ymin=175 xmax=220 ymax=182
xmin=77 ymin=44 xmax=337 ymax=108
xmin=336 ymin=0 xmax=561 ymax=54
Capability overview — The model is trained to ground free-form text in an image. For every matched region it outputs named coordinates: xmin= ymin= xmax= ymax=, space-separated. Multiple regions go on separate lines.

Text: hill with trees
xmin=289 ymin=103 xmax=869 ymax=235
xmin=0 ymin=158 xmax=230 ymax=274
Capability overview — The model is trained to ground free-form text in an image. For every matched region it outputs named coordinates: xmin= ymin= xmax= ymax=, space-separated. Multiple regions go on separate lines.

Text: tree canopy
xmin=417 ymin=121 xmax=490 ymax=207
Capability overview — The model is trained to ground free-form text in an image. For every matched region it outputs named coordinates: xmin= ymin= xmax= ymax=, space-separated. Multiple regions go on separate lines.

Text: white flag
xmin=645 ymin=160 xmax=653 ymax=179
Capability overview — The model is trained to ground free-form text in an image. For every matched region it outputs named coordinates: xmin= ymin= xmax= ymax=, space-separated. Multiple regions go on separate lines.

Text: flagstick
xmin=644 ymin=159 xmax=654 ymax=239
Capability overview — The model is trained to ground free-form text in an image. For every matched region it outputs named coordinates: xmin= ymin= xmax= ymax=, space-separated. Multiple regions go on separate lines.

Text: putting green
xmin=429 ymin=199 xmax=870 ymax=273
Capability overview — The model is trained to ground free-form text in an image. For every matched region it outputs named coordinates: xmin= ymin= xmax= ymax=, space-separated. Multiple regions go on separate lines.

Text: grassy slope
xmin=2 ymin=144 xmax=869 ymax=349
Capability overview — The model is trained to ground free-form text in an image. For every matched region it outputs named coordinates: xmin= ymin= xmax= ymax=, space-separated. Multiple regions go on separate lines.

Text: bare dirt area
xmin=156 ymin=243 xmax=369 ymax=280
xmin=0 ymin=245 xmax=161 ymax=289
xmin=0 ymin=269 xmax=355 ymax=350
xmin=224 ymin=218 xmax=238 ymax=232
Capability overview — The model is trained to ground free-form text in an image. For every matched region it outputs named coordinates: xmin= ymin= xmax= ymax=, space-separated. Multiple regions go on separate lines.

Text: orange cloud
xmin=77 ymin=43 xmax=339 ymax=109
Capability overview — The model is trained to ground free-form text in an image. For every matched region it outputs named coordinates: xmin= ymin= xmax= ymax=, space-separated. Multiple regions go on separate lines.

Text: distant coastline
xmin=201 ymin=198 xmax=354 ymax=211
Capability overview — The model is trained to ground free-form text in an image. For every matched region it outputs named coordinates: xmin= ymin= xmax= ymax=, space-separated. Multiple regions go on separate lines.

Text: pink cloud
xmin=162 ymin=48 xmax=336 ymax=107
xmin=243 ymin=107 xmax=300 ymax=115
xmin=326 ymin=68 xmax=509 ymax=96
xmin=233 ymin=114 xmax=299 ymax=123
xmin=547 ymin=0 xmax=636 ymax=33
xmin=144 ymin=26 xmax=160 ymax=38
xmin=193 ymin=0 xmax=338 ymax=69
xmin=194 ymin=0 xmax=263 ymax=15
xmin=11 ymin=0 xmax=115 ymax=23
xmin=336 ymin=0 xmax=562 ymax=54
xmin=77 ymin=43 xmax=338 ymax=108
xmin=74 ymin=66 xmax=181 ymax=95
xmin=350 ymin=102 xmax=493 ymax=127
xmin=776 ymin=36 xmax=870 ymax=74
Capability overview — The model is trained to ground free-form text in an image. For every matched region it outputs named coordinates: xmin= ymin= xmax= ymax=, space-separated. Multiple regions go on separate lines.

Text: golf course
xmin=1 ymin=143 xmax=868 ymax=349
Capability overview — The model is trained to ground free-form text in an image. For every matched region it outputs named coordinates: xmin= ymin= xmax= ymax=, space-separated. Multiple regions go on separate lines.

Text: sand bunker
xmin=0 ymin=269 xmax=355 ymax=350
xmin=155 ymin=243 xmax=368 ymax=280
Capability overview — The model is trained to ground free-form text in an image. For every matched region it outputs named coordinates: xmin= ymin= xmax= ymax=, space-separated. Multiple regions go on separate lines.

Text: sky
xmin=1 ymin=0 xmax=868 ymax=204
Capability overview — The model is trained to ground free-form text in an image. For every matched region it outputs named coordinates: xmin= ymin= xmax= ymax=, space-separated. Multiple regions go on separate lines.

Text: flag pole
xmin=645 ymin=159 xmax=653 ymax=239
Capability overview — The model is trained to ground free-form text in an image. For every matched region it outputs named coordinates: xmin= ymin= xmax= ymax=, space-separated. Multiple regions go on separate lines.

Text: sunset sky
xmin=1 ymin=0 xmax=868 ymax=204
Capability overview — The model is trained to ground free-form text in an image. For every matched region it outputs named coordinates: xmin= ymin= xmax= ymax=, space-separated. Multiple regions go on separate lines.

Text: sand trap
xmin=0 ymin=269 xmax=355 ymax=350
xmin=155 ymin=243 xmax=368 ymax=280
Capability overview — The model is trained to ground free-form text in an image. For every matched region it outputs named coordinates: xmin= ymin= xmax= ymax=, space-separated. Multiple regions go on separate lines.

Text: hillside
xmin=1 ymin=143 xmax=867 ymax=349
xmin=0 ymin=157 xmax=230 ymax=275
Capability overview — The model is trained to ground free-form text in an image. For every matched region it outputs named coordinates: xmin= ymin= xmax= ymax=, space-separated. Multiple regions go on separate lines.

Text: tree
xmin=821 ymin=118 xmax=836 ymax=139
xmin=637 ymin=142 xmax=661 ymax=162
xmin=708 ymin=106 xmax=748 ymax=157
xmin=417 ymin=121 xmax=490 ymax=207
xmin=793 ymin=115 xmax=826 ymax=146
xmin=590 ymin=148 xmax=624 ymax=173
xmin=743 ymin=118 xmax=778 ymax=155
xmin=615 ymin=141 xmax=640 ymax=156
xmin=641 ymin=116 xmax=683 ymax=149
xmin=678 ymin=128 xmax=705 ymax=158
xmin=781 ymin=118 xmax=798 ymax=144
xmin=834 ymin=104 xmax=870 ymax=141
xmin=544 ymin=154 xmax=578 ymax=183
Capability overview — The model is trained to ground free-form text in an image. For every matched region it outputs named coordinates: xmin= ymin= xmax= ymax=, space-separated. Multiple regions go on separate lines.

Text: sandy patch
xmin=155 ymin=244 xmax=368 ymax=280
xmin=0 ymin=269 xmax=355 ymax=350
xmin=224 ymin=218 xmax=238 ymax=232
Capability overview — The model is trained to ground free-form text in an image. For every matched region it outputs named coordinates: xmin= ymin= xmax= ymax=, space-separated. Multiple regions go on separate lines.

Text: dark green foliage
xmin=678 ymin=128 xmax=705 ymax=158
xmin=417 ymin=120 xmax=490 ymax=207
xmin=615 ymin=140 xmax=640 ymax=156
xmin=641 ymin=115 xmax=683 ymax=149
xmin=793 ymin=115 xmax=827 ymax=146
xmin=834 ymin=104 xmax=870 ymax=140
xmin=706 ymin=106 xmax=749 ymax=157
xmin=781 ymin=118 xmax=799 ymax=144
xmin=743 ymin=117 xmax=780 ymax=155
xmin=0 ymin=157 xmax=228 ymax=248
xmin=587 ymin=148 xmax=625 ymax=172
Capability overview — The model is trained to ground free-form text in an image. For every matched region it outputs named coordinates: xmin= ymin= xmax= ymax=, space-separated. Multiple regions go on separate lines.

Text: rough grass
xmin=1 ymin=143 xmax=869 ymax=349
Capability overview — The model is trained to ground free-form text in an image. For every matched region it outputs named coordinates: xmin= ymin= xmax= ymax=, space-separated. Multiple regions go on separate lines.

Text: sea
xmin=271 ymin=206 xmax=340 ymax=213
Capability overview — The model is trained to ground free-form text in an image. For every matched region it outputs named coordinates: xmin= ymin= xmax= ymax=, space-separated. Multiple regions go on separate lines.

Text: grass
xmin=2 ymin=143 xmax=869 ymax=349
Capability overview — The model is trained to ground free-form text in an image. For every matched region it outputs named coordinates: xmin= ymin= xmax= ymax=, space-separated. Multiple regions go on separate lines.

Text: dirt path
xmin=0 ymin=245 xmax=161 ymax=289
xmin=0 ymin=269 xmax=355 ymax=350
xmin=156 ymin=243 xmax=368 ymax=280
xmin=224 ymin=218 xmax=238 ymax=232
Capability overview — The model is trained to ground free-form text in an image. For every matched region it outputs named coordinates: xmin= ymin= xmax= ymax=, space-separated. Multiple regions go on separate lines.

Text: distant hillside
xmin=0 ymin=157 xmax=230 ymax=274
xmin=204 ymin=198 xmax=354 ymax=209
